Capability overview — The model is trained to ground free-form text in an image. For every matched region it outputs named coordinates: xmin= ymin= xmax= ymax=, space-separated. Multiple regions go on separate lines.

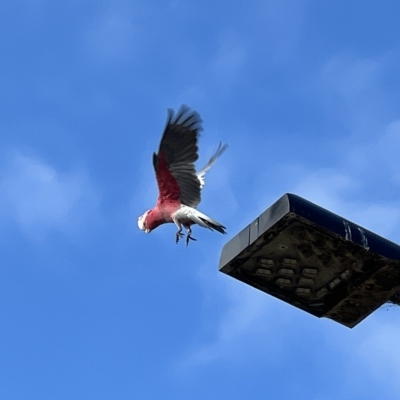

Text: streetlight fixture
xmin=219 ymin=194 xmax=400 ymax=328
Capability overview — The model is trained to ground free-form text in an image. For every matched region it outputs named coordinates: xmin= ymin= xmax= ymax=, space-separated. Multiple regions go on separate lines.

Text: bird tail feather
xmin=189 ymin=208 xmax=227 ymax=234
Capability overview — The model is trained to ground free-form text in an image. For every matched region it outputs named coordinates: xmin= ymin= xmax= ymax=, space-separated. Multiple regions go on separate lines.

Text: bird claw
xmin=176 ymin=232 xmax=184 ymax=244
xmin=185 ymin=234 xmax=197 ymax=247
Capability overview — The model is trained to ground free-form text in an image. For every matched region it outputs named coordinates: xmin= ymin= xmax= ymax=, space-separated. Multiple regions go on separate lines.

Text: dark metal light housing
xmin=219 ymin=194 xmax=400 ymax=328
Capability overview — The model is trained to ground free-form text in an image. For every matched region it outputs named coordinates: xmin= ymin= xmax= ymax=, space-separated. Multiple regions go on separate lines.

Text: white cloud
xmin=0 ymin=152 xmax=100 ymax=239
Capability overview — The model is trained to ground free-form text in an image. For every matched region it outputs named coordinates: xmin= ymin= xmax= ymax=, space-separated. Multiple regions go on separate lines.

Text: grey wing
xmin=154 ymin=105 xmax=203 ymax=208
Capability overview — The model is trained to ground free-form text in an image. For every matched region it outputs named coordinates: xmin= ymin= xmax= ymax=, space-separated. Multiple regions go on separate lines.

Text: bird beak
xmin=145 ymin=229 xmax=150 ymax=234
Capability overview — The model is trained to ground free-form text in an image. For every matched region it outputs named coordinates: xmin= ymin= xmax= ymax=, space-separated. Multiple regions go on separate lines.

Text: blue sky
xmin=1 ymin=1 xmax=400 ymax=399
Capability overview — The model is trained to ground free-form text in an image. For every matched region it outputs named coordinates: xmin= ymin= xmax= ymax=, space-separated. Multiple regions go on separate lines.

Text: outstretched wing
xmin=153 ymin=105 xmax=203 ymax=207
xmin=197 ymin=142 xmax=228 ymax=189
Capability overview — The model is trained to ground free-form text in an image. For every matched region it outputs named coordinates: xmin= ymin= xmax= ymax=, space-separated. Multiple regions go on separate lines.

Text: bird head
xmin=138 ymin=210 xmax=151 ymax=233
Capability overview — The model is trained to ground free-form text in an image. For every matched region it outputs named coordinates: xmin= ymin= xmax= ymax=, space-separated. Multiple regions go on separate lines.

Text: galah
xmin=138 ymin=105 xmax=227 ymax=246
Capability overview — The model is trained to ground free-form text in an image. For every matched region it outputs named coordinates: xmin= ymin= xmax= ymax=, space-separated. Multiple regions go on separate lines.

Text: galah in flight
xmin=138 ymin=105 xmax=227 ymax=246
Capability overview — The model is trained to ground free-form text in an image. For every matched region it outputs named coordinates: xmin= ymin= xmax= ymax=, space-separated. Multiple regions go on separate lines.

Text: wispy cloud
xmin=289 ymin=117 xmax=400 ymax=239
xmin=322 ymin=56 xmax=380 ymax=98
xmin=175 ymin=268 xmax=285 ymax=370
xmin=261 ymin=0 xmax=308 ymax=63
xmin=347 ymin=119 xmax=400 ymax=186
xmin=357 ymin=317 xmax=400 ymax=393
xmin=0 ymin=151 xmax=101 ymax=239
xmin=85 ymin=11 xmax=135 ymax=64
xmin=277 ymin=51 xmax=400 ymax=237
xmin=315 ymin=51 xmax=393 ymax=134
xmin=211 ymin=31 xmax=246 ymax=86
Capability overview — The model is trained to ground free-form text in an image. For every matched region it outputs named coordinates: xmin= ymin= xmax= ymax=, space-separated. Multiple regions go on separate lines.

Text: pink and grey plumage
xmin=138 ymin=105 xmax=227 ymax=246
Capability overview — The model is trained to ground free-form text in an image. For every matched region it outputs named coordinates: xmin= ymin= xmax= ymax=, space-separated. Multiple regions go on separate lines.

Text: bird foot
xmin=185 ymin=234 xmax=197 ymax=247
xmin=176 ymin=232 xmax=184 ymax=244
